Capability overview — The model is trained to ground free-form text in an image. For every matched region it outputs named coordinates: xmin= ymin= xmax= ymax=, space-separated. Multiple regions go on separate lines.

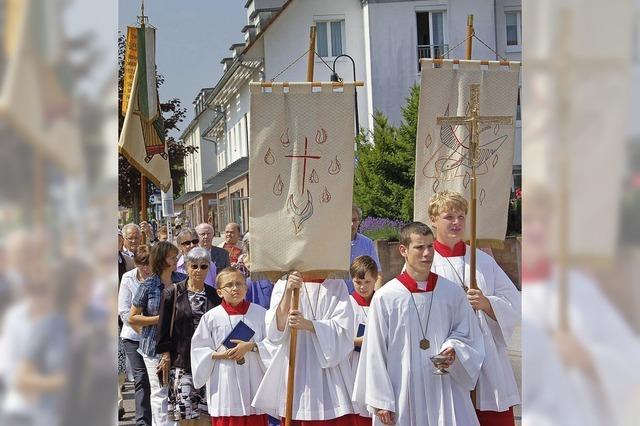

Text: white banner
xmin=414 ymin=59 xmax=520 ymax=243
xmin=249 ymin=82 xmax=356 ymax=280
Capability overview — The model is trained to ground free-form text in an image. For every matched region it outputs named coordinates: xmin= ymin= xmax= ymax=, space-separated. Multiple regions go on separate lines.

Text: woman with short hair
xmin=156 ymin=247 xmax=222 ymax=423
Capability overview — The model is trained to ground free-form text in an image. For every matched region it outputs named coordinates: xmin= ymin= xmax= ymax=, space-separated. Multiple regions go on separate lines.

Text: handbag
xmin=159 ymin=283 xmax=178 ymax=387
xmin=169 ymin=283 xmax=177 ymax=338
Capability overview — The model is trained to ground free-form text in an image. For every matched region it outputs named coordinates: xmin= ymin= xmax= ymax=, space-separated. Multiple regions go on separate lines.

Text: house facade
xmin=180 ymin=0 xmax=522 ymax=233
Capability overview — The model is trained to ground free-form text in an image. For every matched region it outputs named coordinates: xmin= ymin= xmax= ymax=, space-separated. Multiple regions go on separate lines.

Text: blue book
xmin=354 ymin=323 xmax=366 ymax=353
xmin=223 ymin=320 xmax=255 ymax=349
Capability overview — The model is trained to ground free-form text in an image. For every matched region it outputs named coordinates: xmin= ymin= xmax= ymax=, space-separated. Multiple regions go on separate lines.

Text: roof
xmin=242 ymin=0 xmax=293 ymax=56
xmin=202 ymin=57 xmax=262 ymax=139
xmin=249 ymin=7 xmax=282 ymax=21
xmin=205 ymin=157 xmax=249 ymax=192
xmin=174 ymin=191 xmax=201 ymax=205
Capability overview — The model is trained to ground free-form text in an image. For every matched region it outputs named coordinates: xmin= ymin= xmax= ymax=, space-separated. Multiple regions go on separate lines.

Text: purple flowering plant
xmin=359 ymin=217 xmax=406 ymax=242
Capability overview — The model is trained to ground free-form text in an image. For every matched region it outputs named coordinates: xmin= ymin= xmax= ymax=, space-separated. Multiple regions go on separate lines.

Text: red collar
xmin=221 ymin=299 xmax=250 ymax=315
xmin=396 ymin=271 xmax=438 ymax=293
xmin=351 ymin=291 xmax=373 ymax=307
xmin=434 ymin=240 xmax=466 ymax=257
xmin=522 ymin=259 xmax=552 ymax=283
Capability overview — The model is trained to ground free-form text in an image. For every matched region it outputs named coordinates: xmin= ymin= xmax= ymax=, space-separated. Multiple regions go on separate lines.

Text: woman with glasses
xmin=176 ymin=228 xmax=217 ymax=288
xmin=156 ymin=247 xmax=222 ymax=424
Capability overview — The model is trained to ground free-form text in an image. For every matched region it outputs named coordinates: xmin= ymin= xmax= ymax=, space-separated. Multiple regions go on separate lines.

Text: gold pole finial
xmin=138 ymin=0 xmax=148 ymax=27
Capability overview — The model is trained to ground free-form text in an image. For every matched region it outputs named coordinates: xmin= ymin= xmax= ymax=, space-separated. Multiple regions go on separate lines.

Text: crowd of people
xmin=116 ymin=192 xmax=520 ymax=426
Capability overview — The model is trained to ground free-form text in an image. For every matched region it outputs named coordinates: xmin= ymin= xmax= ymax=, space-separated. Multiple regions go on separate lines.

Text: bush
xmin=360 ymin=217 xmax=406 ymax=242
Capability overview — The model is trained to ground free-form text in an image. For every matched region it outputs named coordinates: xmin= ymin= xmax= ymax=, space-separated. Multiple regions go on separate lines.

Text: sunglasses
xmin=180 ymin=238 xmax=200 ymax=246
xmin=190 ymin=263 xmax=209 ymax=270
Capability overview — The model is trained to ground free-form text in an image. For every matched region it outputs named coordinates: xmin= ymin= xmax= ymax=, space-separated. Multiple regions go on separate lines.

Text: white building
xmin=181 ymin=0 xmax=522 ymax=232
xmin=175 ymin=88 xmax=219 ymax=226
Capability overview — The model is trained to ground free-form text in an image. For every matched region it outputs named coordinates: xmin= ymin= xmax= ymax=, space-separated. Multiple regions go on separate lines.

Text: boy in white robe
xmin=348 ymin=255 xmax=378 ymax=425
xmin=190 ymin=267 xmax=270 ymax=426
xmin=353 ymin=222 xmax=484 ymax=426
xmin=428 ymin=192 xmax=520 ymax=425
xmin=252 ymin=271 xmax=356 ymax=425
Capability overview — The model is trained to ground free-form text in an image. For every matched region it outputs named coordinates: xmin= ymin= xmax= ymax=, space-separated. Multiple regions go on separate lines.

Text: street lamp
xmin=330 ymin=54 xmax=360 ymax=135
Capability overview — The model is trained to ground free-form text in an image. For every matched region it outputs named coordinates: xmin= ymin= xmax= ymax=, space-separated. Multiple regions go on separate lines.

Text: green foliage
xmin=354 ymin=85 xmax=420 ymax=222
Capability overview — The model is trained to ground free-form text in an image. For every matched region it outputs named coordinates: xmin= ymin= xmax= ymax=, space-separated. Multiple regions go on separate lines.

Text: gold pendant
xmin=420 ymin=338 xmax=430 ymax=350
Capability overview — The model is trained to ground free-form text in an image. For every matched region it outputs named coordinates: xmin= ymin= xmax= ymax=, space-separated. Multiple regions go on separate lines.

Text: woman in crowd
xmin=235 ymin=233 xmax=273 ymax=310
xmin=129 ymin=241 xmax=186 ymax=425
xmin=119 ymin=246 xmax=154 ymax=425
xmin=155 ymin=247 xmax=222 ymax=424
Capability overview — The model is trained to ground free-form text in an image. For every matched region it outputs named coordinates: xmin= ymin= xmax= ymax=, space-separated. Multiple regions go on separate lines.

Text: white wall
xmin=365 ymin=0 xmax=500 ymax=126
xmin=217 ymin=72 xmax=257 ymax=171
xmin=183 ymin=107 xmax=217 ymax=192
xmin=261 ymin=0 xmax=369 ymax=133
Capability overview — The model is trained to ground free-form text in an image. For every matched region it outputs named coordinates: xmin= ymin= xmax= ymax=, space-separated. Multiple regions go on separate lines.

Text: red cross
xmin=285 ymin=137 xmax=322 ymax=195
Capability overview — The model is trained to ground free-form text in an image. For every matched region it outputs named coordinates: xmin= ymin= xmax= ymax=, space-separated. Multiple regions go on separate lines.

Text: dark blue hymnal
xmin=354 ymin=323 xmax=366 ymax=352
xmin=223 ymin=320 xmax=255 ymax=349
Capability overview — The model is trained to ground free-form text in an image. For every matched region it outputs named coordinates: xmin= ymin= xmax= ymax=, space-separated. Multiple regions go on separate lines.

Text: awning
xmin=205 ymin=157 xmax=249 ymax=193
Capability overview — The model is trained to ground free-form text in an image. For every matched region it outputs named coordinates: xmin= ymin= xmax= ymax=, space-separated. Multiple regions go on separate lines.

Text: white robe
xmin=432 ymin=247 xmax=521 ymax=411
xmin=349 ymin=295 xmax=371 ymax=418
xmin=252 ymin=278 xmax=356 ymax=420
xmin=523 ymin=270 xmax=640 ymax=426
xmin=190 ymin=303 xmax=269 ymax=417
xmin=353 ymin=277 xmax=485 ymax=426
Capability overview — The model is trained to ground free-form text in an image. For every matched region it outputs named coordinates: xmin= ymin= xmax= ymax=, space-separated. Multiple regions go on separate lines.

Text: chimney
xmin=242 ymin=24 xmax=257 ymax=44
xmin=220 ymin=57 xmax=234 ymax=72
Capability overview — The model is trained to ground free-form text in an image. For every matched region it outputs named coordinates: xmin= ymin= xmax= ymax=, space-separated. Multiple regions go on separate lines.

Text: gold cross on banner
xmin=436 ymin=84 xmax=513 ymax=164
xmin=436 ymin=84 xmax=513 ymax=290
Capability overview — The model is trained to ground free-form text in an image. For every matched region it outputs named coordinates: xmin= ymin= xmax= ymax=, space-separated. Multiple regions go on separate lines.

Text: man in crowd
xmin=121 ymin=223 xmax=141 ymax=258
xmin=196 ymin=223 xmax=230 ymax=271
xmin=118 ymin=230 xmax=135 ymax=283
xmin=218 ymin=222 xmax=243 ymax=266
xmin=348 ymin=206 xmax=383 ymax=293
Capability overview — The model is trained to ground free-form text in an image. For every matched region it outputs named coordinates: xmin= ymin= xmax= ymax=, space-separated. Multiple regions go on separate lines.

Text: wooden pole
xmin=466 ymin=15 xmax=474 ymax=61
xmin=284 ymin=25 xmax=316 ymax=426
xmin=139 ymin=3 xmax=148 ymax=245
xmin=465 ymin=14 xmax=478 ymax=291
xmin=306 ymin=25 xmax=316 ymax=82
xmin=33 ymin=147 xmax=44 ymax=226
xmin=141 ymin=175 xmax=148 ymax=244
xmin=465 ymin=14 xmax=478 ymax=407
xmin=557 ymin=10 xmax=572 ymax=332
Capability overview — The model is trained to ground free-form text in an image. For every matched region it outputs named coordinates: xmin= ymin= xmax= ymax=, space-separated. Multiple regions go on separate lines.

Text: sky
xmin=118 ymin=0 xmax=247 ymax=138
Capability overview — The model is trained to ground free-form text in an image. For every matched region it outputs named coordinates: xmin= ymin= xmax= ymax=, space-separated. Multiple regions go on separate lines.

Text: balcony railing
xmin=417 ymin=44 xmax=449 ymax=71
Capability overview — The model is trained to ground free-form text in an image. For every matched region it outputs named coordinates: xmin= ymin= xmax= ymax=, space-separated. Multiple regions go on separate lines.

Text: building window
xmin=416 ymin=11 xmax=447 ymax=70
xmin=505 ymin=11 xmax=522 ymax=49
xmin=316 ymin=20 xmax=344 ymax=58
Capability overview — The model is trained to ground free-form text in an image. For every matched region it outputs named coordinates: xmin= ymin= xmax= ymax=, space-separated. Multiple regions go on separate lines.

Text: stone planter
xmin=492 ymin=236 xmax=521 ymax=290
xmin=375 ymin=237 xmax=521 ymax=290
xmin=374 ymin=240 xmax=405 ymax=284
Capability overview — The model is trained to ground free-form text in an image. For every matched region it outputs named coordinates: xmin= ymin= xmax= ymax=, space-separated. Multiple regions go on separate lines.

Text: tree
xmin=354 ymin=85 xmax=419 ymax=222
xmin=117 ymin=33 xmax=197 ymax=221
